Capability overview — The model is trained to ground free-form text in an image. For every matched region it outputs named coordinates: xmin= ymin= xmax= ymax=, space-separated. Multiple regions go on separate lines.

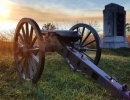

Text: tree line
xmin=42 ymin=22 xmax=130 ymax=34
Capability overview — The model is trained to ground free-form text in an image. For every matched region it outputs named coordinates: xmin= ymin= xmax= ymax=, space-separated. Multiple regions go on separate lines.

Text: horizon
xmin=0 ymin=0 xmax=130 ymax=32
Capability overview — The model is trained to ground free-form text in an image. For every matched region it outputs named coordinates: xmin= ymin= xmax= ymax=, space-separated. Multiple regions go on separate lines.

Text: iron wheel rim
xmin=14 ymin=18 xmax=45 ymax=83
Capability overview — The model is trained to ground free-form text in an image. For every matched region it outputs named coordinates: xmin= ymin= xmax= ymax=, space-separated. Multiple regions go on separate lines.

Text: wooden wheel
xmin=14 ymin=18 xmax=45 ymax=83
xmin=66 ymin=23 xmax=101 ymax=71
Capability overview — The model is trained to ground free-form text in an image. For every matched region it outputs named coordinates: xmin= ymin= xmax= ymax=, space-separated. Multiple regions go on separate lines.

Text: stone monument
xmin=101 ymin=3 xmax=128 ymax=48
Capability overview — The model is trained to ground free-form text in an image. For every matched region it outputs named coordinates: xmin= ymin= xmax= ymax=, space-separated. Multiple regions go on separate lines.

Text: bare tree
xmin=42 ymin=23 xmax=57 ymax=30
xmin=87 ymin=19 xmax=102 ymax=33
xmin=126 ymin=23 xmax=130 ymax=34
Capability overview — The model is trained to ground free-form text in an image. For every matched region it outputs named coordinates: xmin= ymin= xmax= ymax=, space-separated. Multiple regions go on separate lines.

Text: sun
xmin=0 ymin=5 xmax=9 ymax=17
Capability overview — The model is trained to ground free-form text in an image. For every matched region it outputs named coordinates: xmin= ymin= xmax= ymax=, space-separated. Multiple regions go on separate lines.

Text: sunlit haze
xmin=0 ymin=5 xmax=9 ymax=17
xmin=0 ymin=0 xmax=130 ymax=32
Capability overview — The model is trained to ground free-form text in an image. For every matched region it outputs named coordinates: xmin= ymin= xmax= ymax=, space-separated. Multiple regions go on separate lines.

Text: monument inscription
xmin=107 ymin=12 xmax=114 ymax=36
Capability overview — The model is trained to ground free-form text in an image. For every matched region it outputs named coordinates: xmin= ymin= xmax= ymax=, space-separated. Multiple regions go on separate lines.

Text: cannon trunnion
xmin=14 ymin=18 xmax=130 ymax=100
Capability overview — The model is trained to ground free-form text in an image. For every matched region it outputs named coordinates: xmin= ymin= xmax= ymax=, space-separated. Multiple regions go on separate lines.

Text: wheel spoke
xmin=16 ymin=42 xmax=23 ymax=47
xmin=19 ymin=33 xmax=24 ymax=43
xmin=21 ymin=26 xmax=26 ymax=42
xmin=82 ymin=40 xmax=96 ymax=47
xmin=26 ymin=23 xmax=29 ymax=42
xmin=25 ymin=57 xmax=31 ymax=79
xmin=29 ymin=48 xmax=39 ymax=51
xmin=81 ymin=27 xmax=85 ymax=37
xmin=81 ymin=51 xmax=94 ymax=62
xmin=85 ymin=48 xmax=97 ymax=51
xmin=30 ymin=36 xmax=37 ymax=47
xmin=81 ymin=31 xmax=91 ymax=45
xmin=17 ymin=64 xmax=23 ymax=75
xmin=29 ymin=47 xmax=39 ymax=55
xmin=31 ymin=53 xmax=39 ymax=63
xmin=23 ymin=58 xmax=27 ymax=79
xmin=30 ymin=56 xmax=37 ymax=74
xmin=80 ymin=27 xmax=85 ymax=44
xmin=28 ymin=57 xmax=33 ymax=79
xmin=29 ymin=26 xmax=33 ymax=44
xmin=18 ymin=57 xmax=24 ymax=64
xmin=78 ymin=27 xmax=81 ymax=32
xmin=78 ymin=47 xmax=97 ymax=51
xmin=76 ymin=27 xmax=79 ymax=32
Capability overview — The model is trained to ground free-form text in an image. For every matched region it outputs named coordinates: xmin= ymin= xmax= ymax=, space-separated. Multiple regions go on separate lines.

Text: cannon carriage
xmin=14 ymin=18 xmax=130 ymax=99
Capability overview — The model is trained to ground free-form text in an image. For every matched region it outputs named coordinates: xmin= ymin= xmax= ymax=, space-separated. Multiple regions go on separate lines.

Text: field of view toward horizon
xmin=0 ymin=23 xmax=129 ymax=99
xmin=0 ymin=0 xmax=130 ymax=32
xmin=0 ymin=36 xmax=130 ymax=100
xmin=0 ymin=0 xmax=130 ymax=100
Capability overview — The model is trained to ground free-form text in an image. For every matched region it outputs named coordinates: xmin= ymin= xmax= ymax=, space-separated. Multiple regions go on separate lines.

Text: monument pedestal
xmin=101 ymin=36 xmax=128 ymax=48
xmin=101 ymin=42 xmax=128 ymax=48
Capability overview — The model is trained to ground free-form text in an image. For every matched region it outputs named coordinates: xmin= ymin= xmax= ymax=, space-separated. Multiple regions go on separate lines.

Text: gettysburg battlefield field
xmin=0 ymin=30 xmax=130 ymax=100
xmin=0 ymin=0 xmax=130 ymax=99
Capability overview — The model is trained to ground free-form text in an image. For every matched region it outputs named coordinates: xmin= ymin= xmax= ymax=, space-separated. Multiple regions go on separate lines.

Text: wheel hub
xmin=74 ymin=44 xmax=86 ymax=52
xmin=18 ymin=45 xmax=29 ymax=57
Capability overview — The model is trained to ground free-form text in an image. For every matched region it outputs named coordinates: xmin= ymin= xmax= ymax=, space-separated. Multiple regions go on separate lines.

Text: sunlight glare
xmin=0 ymin=5 xmax=9 ymax=17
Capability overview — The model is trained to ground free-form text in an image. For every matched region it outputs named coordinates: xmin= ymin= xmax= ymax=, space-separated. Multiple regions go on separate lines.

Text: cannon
xmin=14 ymin=18 xmax=130 ymax=99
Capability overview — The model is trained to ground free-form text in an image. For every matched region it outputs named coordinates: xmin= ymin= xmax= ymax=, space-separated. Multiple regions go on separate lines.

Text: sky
xmin=0 ymin=0 xmax=130 ymax=32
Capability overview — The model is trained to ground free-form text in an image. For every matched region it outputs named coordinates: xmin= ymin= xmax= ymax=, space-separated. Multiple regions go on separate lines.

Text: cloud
xmin=8 ymin=2 xmax=102 ymax=24
xmin=2 ymin=1 xmax=130 ymax=31
xmin=126 ymin=11 xmax=130 ymax=23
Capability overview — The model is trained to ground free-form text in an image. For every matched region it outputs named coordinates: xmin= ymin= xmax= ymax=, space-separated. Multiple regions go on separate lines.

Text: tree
xmin=126 ymin=23 xmax=130 ymax=34
xmin=75 ymin=19 xmax=102 ymax=33
xmin=87 ymin=19 xmax=102 ymax=33
xmin=42 ymin=23 xmax=57 ymax=30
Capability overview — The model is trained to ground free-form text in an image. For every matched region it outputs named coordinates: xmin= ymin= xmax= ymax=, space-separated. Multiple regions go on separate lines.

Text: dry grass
xmin=126 ymin=35 xmax=130 ymax=46
xmin=0 ymin=41 xmax=13 ymax=55
xmin=0 ymin=30 xmax=14 ymax=55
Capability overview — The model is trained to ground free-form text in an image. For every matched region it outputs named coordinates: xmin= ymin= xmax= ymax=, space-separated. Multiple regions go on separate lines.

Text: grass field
xmin=0 ymin=31 xmax=130 ymax=100
xmin=0 ymin=42 xmax=130 ymax=100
